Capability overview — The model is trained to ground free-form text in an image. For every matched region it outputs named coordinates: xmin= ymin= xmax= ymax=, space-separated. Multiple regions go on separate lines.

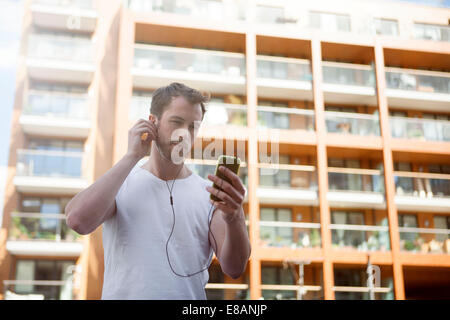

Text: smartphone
xmin=210 ymin=155 xmax=241 ymax=202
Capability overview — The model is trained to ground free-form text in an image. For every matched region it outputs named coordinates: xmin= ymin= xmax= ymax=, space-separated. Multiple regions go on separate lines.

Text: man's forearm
xmin=219 ymin=209 xmax=251 ymax=279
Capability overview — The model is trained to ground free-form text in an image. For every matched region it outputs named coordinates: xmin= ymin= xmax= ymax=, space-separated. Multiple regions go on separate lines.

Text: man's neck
xmin=143 ymin=143 xmax=191 ymax=181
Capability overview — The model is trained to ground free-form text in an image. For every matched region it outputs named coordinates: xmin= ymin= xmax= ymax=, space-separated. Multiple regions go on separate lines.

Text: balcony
xmin=394 ymin=172 xmax=450 ymax=212
xmin=205 ymin=283 xmax=249 ymax=300
xmin=257 ymin=105 xmax=315 ymax=135
xmin=6 ymin=212 xmax=82 ymax=256
xmin=257 ymin=163 xmax=318 ymax=205
xmin=259 ymin=220 xmax=321 ymax=250
xmin=3 ymin=279 xmax=74 ymax=300
xmin=389 ymin=116 xmax=450 ymax=142
xmin=333 ymin=286 xmax=392 ymax=300
xmin=199 ymin=103 xmax=249 ymax=140
xmin=385 ymin=68 xmax=450 ymax=111
xmin=14 ymin=149 xmax=89 ymax=195
xmin=327 ymin=167 xmax=386 ymax=209
xmin=413 ymin=23 xmax=450 ymax=43
xmin=261 ymin=284 xmax=323 ymax=300
xmin=399 ymin=227 xmax=450 ymax=255
xmin=19 ymin=91 xmax=91 ymax=138
xmin=132 ymin=44 xmax=246 ymax=94
xmin=322 ymin=62 xmax=377 ymax=105
xmin=330 ymin=224 xmax=390 ymax=252
xmin=256 ymin=55 xmax=312 ymax=100
xmin=27 ymin=34 xmax=94 ymax=83
xmin=127 ymin=0 xmax=246 ymax=22
xmin=325 ymin=111 xmax=380 ymax=136
xmin=30 ymin=0 xmax=97 ymax=33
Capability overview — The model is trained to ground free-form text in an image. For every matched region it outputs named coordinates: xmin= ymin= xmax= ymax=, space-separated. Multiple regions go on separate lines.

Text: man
xmin=65 ymin=82 xmax=251 ymax=299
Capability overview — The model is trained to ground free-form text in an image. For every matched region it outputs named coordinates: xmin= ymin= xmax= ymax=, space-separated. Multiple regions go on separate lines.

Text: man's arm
xmin=206 ymin=167 xmax=251 ymax=279
xmin=65 ymin=119 xmax=157 ymax=235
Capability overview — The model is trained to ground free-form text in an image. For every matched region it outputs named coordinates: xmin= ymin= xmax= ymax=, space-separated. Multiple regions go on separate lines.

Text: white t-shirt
xmin=101 ymin=164 xmax=216 ymax=300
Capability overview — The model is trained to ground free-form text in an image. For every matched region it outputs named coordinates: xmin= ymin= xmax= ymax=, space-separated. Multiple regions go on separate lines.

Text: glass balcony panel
xmin=28 ymin=34 xmax=92 ymax=63
xmin=389 ymin=117 xmax=450 ymax=142
xmin=386 ymin=70 xmax=450 ymax=94
xmin=325 ymin=112 xmax=380 ymax=136
xmin=16 ymin=149 xmax=83 ymax=178
xmin=328 ymin=171 xmax=385 ymax=193
xmin=257 ymin=106 xmax=315 ymax=131
xmin=134 ymin=45 xmax=245 ymax=77
xmin=322 ymin=64 xmax=375 ymax=87
xmin=25 ymin=92 xmax=89 ymax=120
xmin=256 ymin=56 xmax=312 ymax=82
xmin=399 ymin=227 xmax=450 ymax=254
xmin=202 ymin=103 xmax=247 ymax=127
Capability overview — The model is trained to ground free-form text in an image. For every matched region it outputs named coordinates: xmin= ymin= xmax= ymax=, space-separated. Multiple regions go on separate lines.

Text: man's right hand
xmin=127 ymin=119 xmax=158 ymax=161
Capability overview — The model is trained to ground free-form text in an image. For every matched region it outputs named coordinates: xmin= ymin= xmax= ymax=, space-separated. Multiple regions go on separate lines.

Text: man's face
xmin=152 ymin=96 xmax=203 ymax=163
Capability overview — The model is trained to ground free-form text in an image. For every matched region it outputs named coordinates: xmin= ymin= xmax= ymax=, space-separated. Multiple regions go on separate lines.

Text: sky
xmin=0 ymin=0 xmax=23 ymax=227
xmin=0 ymin=0 xmax=448 ymax=227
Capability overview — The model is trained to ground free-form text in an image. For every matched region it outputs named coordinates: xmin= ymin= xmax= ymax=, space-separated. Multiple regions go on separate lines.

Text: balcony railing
xmin=205 ymin=283 xmax=249 ymax=300
xmin=413 ymin=23 xmax=450 ymax=42
xmin=127 ymin=0 xmax=241 ymax=21
xmin=399 ymin=227 xmax=450 ymax=254
xmin=386 ymin=68 xmax=450 ymax=95
xmin=185 ymin=159 xmax=248 ymax=188
xmin=32 ymin=0 xmax=94 ymax=9
xmin=333 ymin=286 xmax=393 ymax=300
xmin=330 ymin=224 xmax=391 ymax=251
xmin=328 ymin=167 xmax=385 ymax=193
xmin=134 ymin=44 xmax=246 ymax=78
xmin=3 ymin=280 xmax=73 ymax=300
xmin=258 ymin=163 xmax=318 ymax=191
xmin=325 ymin=111 xmax=380 ymax=136
xmin=203 ymin=103 xmax=247 ymax=128
xmin=261 ymin=284 xmax=323 ymax=300
xmin=322 ymin=62 xmax=375 ymax=87
xmin=27 ymin=34 xmax=92 ymax=63
xmin=23 ymin=91 xmax=89 ymax=120
xmin=394 ymin=171 xmax=450 ymax=198
xmin=259 ymin=220 xmax=321 ymax=249
xmin=257 ymin=106 xmax=315 ymax=131
xmin=8 ymin=212 xmax=81 ymax=242
xmin=389 ymin=116 xmax=450 ymax=142
xmin=256 ymin=55 xmax=312 ymax=82
xmin=16 ymin=149 xmax=84 ymax=178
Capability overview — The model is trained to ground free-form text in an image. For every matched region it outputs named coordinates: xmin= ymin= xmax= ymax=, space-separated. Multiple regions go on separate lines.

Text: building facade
xmin=0 ymin=0 xmax=449 ymax=300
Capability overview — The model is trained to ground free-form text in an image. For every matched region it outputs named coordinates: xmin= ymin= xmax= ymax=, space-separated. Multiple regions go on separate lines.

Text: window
xmin=309 ymin=11 xmax=351 ymax=32
xmin=373 ymin=18 xmax=399 ymax=36
xmin=261 ymin=265 xmax=296 ymax=299
xmin=394 ymin=162 xmax=413 ymax=195
xmin=255 ymin=5 xmax=285 ymax=24
xmin=399 ymin=214 xmax=418 ymax=242
xmin=433 ymin=215 xmax=450 ymax=242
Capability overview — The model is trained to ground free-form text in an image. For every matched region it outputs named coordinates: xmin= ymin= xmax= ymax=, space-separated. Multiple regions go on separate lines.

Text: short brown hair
xmin=150 ymin=82 xmax=210 ymax=120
